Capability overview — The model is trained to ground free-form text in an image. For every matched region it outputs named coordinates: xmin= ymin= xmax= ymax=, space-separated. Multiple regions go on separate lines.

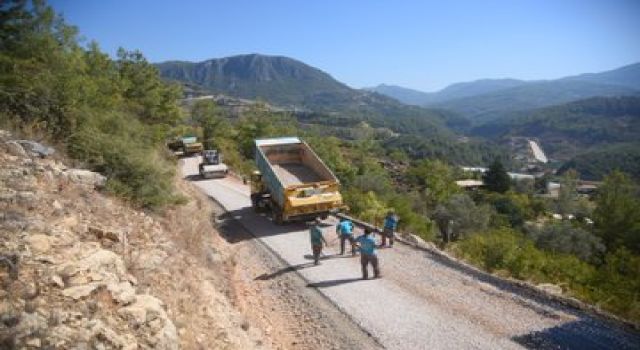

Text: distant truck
xmin=199 ymin=150 xmax=228 ymax=178
xmin=167 ymin=136 xmax=204 ymax=156
xmin=250 ymin=137 xmax=345 ymax=224
xmin=181 ymin=137 xmax=204 ymax=156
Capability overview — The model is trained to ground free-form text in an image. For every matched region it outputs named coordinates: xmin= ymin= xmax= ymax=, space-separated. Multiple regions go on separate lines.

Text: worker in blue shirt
xmin=336 ymin=217 xmax=356 ymax=255
xmin=310 ymin=218 xmax=328 ymax=265
xmin=381 ymin=210 xmax=398 ymax=247
xmin=356 ymin=228 xmax=380 ymax=279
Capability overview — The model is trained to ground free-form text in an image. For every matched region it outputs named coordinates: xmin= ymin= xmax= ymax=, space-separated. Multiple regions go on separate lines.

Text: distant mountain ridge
xmin=367 ymin=79 xmax=527 ymax=106
xmin=364 ymin=84 xmax=435 ymax=105
xmin=369 ymin=62 xmax=640 ymax=122
xmin=561 ymin=62 xmax=640 ymax=90
xmin=433 ymin=79 xmax=639 ymax=122
xmin=155 ymin=54 xmax=468 ymax=136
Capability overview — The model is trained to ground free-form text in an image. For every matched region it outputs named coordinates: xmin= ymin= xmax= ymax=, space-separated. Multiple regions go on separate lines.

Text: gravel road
xmin=214 ymin=199 xmax=382 ymax=350
xmin=181 ymin=157 xmax=640 ymax=350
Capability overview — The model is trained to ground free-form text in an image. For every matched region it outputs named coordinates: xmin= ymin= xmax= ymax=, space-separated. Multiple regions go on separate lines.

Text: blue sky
xmin=49 ymin=0 xmax=640 ymax=91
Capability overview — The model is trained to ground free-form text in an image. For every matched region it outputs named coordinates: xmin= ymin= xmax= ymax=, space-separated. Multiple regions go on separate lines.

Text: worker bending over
xmin=310 ymin=218 xmax=328 ymax=265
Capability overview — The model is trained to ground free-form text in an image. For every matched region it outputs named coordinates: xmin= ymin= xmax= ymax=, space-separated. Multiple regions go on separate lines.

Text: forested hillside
xmin=559 ymin=143 xmax=640 ymax=180
xmin=472 ymin=96 xmax=640 ymax=178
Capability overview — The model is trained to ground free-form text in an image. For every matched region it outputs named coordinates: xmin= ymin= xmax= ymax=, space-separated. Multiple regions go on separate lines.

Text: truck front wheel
xmin=272 ymin=208 xmax=284 ymax=225
xmin=251 ymin=194 xmax=261 ymax=212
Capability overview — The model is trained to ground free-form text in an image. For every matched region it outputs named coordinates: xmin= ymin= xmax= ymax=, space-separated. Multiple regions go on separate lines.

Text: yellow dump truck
xmin=251 ymin=137 xmax=345 ymax=224
xmin=166 ymin=136 xmax=204 ymax=156
xmin=181 ymin=136 xmax=204 ymax=156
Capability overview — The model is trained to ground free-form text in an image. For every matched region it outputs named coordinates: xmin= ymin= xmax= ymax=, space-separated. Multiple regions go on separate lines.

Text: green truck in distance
xmin=167 ymin=136 xmax=204 ymax=156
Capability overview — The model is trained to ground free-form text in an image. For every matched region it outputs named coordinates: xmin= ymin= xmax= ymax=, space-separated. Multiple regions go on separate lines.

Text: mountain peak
xmin=156 ymin=54 xmax=353 ymax=106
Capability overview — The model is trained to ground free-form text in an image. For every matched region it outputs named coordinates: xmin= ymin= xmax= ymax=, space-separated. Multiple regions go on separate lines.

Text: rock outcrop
xmin=0 ymin=129 xmax=265 ymax=349
xmin=0 ymin=130 xmax=178 ymax=349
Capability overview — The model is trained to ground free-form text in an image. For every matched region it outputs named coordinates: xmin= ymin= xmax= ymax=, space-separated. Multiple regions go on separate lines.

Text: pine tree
xmin=593 ymin=171 xmax=640 ymax=253
xmin=483 ymin=159 xmax=511 ymax=193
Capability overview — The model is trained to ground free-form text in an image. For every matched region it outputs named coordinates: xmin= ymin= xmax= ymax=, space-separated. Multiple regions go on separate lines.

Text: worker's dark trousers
xmin=312 ymin=244 xmax=322 ymax=265
xmin=340 ymin=234 xmax=356 ymax=255
xmin=381 ymin=227 xmax=395 ymax=247
xmin=361 ymin=254 xmax=380 ymax=279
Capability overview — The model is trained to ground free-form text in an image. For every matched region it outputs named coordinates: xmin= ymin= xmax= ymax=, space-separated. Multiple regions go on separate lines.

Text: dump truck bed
xmin=272 ymin=163 xmax=324 ymax=186
xmin=255 ymin=137 xmax=343 ymax=219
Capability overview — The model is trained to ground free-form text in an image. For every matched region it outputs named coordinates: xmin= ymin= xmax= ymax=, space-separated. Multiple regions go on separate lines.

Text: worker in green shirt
xmin=310 ymin=218 xmax=328 ymax=265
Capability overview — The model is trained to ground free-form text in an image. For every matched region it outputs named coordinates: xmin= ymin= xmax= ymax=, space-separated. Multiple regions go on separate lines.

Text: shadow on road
xmin=307 ymin=278 xmax=362 ymax=288
xmin=183 ymin=174 xmax=228 ymax=182
xmin=254 ymin=262 xmax=316 ymax=280
xmin=213 ymin=206 xmax=333 ymax=244
xmin=183 ymin=174 xmax=205 ymax=181
xmin=303 ymin=253 xmax=355 ymax=261
xmin=512 ymin=319 xmax=640 ymax=350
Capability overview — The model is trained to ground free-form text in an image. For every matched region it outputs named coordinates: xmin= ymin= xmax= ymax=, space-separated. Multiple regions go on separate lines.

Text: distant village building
xmin=455 ymin=179 xmax=484 ymax=190
xmin=461 ymin=167 xmax=535 ymax=181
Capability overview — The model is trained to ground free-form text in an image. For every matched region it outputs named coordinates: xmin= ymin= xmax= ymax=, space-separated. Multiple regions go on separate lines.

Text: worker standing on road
xmin=356 ymin=228 xmax=380 ymax=279
xmin=381 ymin=210 xmax=399 ymax=248
xmin=336 ymin=217 xmax=356 ymax=255
xmin=310 ymin=218 xmax=328 ymax=265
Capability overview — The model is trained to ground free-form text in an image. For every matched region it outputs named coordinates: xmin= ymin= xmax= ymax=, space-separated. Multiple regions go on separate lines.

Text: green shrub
xmin=68 ymin=111 xmax=182 ymax=208
xmin=387 ymin=194 xmax=434 ymax=241
xmin=454 ymin=228 xmax=640 ymax=322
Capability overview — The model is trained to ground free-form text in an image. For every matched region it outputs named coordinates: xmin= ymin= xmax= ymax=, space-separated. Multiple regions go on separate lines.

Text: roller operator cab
xmin=251 ymin=137 xmax=345 ymax=224
xmin=198 ymin=149 xmax=228 ymax=178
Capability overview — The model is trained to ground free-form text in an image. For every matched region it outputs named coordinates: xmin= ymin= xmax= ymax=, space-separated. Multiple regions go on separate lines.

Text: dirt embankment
xmin=0 ymin=130 xmax=265 ymax=349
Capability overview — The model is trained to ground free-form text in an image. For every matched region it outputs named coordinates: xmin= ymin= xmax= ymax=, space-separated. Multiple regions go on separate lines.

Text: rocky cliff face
xmin=0 ymin=130 xmax=263 ymax=349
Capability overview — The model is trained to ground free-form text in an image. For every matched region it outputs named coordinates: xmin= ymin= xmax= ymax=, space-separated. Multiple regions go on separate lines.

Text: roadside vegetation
xmin=2 ymin=0 xmax=639 ymax=324
xmin=1 ymin=0 xmax=183 ymax=208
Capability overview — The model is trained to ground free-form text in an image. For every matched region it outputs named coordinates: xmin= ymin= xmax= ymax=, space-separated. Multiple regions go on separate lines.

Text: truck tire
xmin=272 ymin=207 xmax=284 ymax=225
xmin=251 ymin=194 xmax=261 ymax=213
